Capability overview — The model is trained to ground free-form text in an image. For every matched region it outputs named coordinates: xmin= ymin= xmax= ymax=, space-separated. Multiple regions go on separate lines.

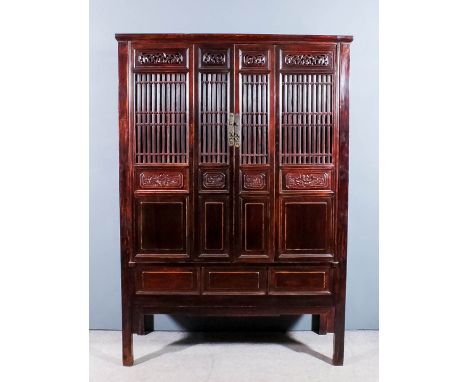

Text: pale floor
xmin=90 ymin=330 xmax=378 ymax=382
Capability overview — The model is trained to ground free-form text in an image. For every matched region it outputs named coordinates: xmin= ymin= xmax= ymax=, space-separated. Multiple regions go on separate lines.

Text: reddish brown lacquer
xmin=116 ymin=34 xmax=352 ymax=366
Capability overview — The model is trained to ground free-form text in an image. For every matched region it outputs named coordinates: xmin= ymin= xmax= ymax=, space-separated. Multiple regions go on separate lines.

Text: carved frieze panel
xmin=284 ymin=54 xmax=330 ymax=67
xmin=134 ymin=49 xmax=188 ymax=68
xmin=243 ymin=173 xmax=266 ymax=190
xmin=202 ymin=52 xmax=226 ymax=65
xmin=239 ymin=48 xmax=270 ymax=69
xmin=281 ymin=169 xmax=332 ymax=192
xmin=198 ymin=47 xmax=230 ymax=69
xmin=240 ymin=171 xmax=268 ymax=192
xmin=135 ymin=168 xmax=188 ymax=192
xmin=138 ymin=52 xmax=183 ymax=65
xmin=279 ymin=47 xmax=335 ymax=71
xmin=199 ymin=169 xmax=229 ymax=193
xmin=243 ymin=53 xmax=266 ymax=67
xmin=139 ymin=171 xmax=184 ymax=189
xmin=203 ymin=172 xmax=226 ymax=188
xmin=285 ymin=173 xmax=329 ymax=189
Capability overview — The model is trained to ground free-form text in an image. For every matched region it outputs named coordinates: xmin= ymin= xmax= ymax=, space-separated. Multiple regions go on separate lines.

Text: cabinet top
xmin=115 ymin=33 xmax=353 ymax=43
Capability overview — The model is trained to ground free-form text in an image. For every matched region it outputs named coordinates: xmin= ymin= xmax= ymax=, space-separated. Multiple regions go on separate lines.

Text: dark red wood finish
xmin=116 ymin=34 xmax=352 ymax=366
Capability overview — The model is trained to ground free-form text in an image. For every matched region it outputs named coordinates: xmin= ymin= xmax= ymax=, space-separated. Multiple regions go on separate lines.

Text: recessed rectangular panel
xmin=269 ymin=267 xmax=331 ymax=295
xmin=239 ymin=197 xmax=270 ymax=260
xmin=285 ymin=202 xmax=326 ymax=250
xmin=198 ymin=196 xmax=230 ymax=258
xmin=136 ymin=266 xmax=199 ymax=295
xmin=140 ymin=202 xmax=184 ymax=250
xmin=202 ymin=267 xmax=266 ymax=295
xmin=245 ymin=203 xmax=264 ymax=251
xmin=135 ymin=196 xmax=188 ymax=258
xmin=205 ymin=202 xmax=224 ymax=250
xmin=278 ymin=197 xmax=333 ymax=259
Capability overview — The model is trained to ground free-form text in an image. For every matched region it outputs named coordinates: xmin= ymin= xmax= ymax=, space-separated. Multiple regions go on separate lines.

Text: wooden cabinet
xmin=116 ymin=33 xmax=352 ymax=366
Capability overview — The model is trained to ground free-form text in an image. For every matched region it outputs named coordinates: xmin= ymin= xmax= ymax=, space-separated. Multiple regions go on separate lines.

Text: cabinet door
xmin=131 ymin=43 xmax=193 ymax=261
xmin=234 ymin=44 xmax=276 ymax=262
xmin=276 ymin=44 xmax=337 ymax=261
xmin=194 ymin=45 xmax=234 ymax=260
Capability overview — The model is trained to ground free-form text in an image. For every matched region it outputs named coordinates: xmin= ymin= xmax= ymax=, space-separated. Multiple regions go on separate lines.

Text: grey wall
xmin=90 ymin=0 xmax=378 ymax=330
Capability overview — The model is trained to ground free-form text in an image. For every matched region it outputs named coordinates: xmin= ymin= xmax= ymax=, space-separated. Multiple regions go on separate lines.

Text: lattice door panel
xmin=280 ymin=74 xmax=333 ymax=165
xmin=134 ymin=73 xmax=189 ymax=164
xmin=199 ymin=72 xmax=230 ymax=164
xmin=240 ymin=74 xmax=269 ymax=165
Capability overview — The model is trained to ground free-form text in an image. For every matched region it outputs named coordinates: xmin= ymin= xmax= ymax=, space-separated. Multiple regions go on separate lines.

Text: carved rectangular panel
xmin=241 ymin=169 xmax=268 ymax=192
xmin=134 ymin=48 xmax=188 ymax=69
xmin=280 ymin=168 xmax=332 ymax=192
xmin=134 ymin=72 xmax=188 ymax=164
xmin=278 ymin=197 xmax=333 ymax=259
xmin=135 ymin=167 xmax=188 ymax=191
xmin=135 ymin=196 xmax=188 ymax=258
xmin=198 ymin=71 xmax=230 ymax=164
xmin=198 ymin=195 xmax=230 ymax=258
xmin=280 ymin=73 xmax=333 ymax=164
xmin=198 ymin=47 xmax=230 ymax=69
xmin=279 ymin=46 xmax=335 ymax=72
xmin=269 ymin=267 xmax=331 ymax=295
xmin=135 ymin=266 xmax=200 ymax=295
xmin=198 ymin=167 xmax=229 ymax=193
xmin=240 ymin=73 xmax=269 ymax=164
xmin=239 ymin=197 xmax=270 ymax=260
xmin=239 ymin=49 xmax=270 ymax=70
xmin=202 ymin=267 xmax=266 ymax=295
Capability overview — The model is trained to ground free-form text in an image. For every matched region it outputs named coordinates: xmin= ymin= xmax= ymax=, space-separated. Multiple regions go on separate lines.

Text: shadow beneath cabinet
xmin=167 ymin=315 xmax=304 ymax=332
xmin=135 ymin=316 xmax=332 ymax=365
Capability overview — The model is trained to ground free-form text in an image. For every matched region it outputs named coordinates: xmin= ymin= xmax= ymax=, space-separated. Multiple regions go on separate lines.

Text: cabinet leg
xmin=122 ymin=326 xmax=134 ymax=366
xmin=332 ymin=308 xmax=345 ymax=365
xmin=311 ymin=313 xmax=328 ymax=335
xmin=122 ymin=306 xmax=134 ymax=366
xmin=136 ymin=314 xmax=154 ymax=335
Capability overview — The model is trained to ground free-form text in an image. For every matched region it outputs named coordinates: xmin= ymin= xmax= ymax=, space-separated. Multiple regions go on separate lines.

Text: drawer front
xmin=202 ymin=267 xmax=266 ymax=295
xmin=268 ymin=267 xmax=331 ymax=295
xmin=136 ymin=266 xmax=200 ymax=295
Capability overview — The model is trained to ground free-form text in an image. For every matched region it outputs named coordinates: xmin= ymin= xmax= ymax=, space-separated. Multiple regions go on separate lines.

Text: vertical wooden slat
xmin=183 ymin=73 xmax=187 ymax=163
xmin=146 ymin=73 xmax=151 ymax=163
xmin=143 ymin=74 xmax=148 ymax=164
xmin=327 ymin=74 xmax=331 ymax=163
xmin=161 ymin=74 xmax=166 ymax=163
xmin=297 ymin=74 xmax=302 ymax=164
xmin=221 ymin=73 xmax=225 ymax=163
xmin=263 ymin=75 xmax=267 ymax=164
xmin=135 ymin=74 xmax=140 ymax=163
xmin=175 ymin=73 xmax=179 ymax=163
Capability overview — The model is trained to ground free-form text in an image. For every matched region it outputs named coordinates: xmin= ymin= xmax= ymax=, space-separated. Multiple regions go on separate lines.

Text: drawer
xmin=135 ymin=266 xmax=200 ymax=295
xmin=268 ymin=267 xmax=331 ymax=295
xmin=202 ymin=267 xmax=267 ymax=295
